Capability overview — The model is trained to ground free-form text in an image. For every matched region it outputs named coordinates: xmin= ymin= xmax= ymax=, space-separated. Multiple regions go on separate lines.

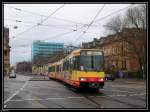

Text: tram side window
xmin=63 ymin=61 xmax=68 ymax=71
xmin=48 ymin=66 xmax=55 ymax=72
xmin=63 ymin=60 xmax=69 ymax=71
xmin=60 ymin=65 xmax=63 ymax=72
xmin=69 ymin=58 xmax=73 ymax=69
xmin=56 ymin=65 xmax=59 ymax=72
xmin=48 ymin=67 xmax=51 ymax=72
xmin=63 ymin=61 xmax=66 ymax=71
xmin=52 ymin=66 xmax=55 ymax=72
xmin=73 ymin=56 xmax=80 ymax=70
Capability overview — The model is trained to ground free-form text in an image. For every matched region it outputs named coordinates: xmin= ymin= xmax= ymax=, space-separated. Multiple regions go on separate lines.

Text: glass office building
xmin=32 ymin=41 xmax=64 ymax=62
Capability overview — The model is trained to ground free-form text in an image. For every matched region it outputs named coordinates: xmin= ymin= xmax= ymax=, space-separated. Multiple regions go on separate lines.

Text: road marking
xmin=139 ymin=93 xmax=146 ymax=95
xmin=67 ymin=96 xmax=84 ymax=99
xmin=96 ymin=93 xmax=146 ymax=98
xmin=20 ymin=81 xmax=28 ymax=91
xmin=9 ymin=99 xmax=25 ymax=102
xmin=4 ymin=90 xmax=20 ymax=104
xmin=116 ymin=94 xmax=126 ymax=97
xmin=4 ymin=81 xmax=29 ymax=104
xmin=26 ymin=98 xmax=44 ymax=101
xmin=110 ymin=85 xmax=146 ymax=89
xmin=46 ymin=97 xmax=65 ymax=100
xmin=103 ymin=89 xmax=138 ymax=94
xmin=4 ymin=105 xmax=7 ymax=108
xmin=129 ymin=94 xmax=140 ymax=96
xmin=129 ymin=93 xmax=146 ymax=96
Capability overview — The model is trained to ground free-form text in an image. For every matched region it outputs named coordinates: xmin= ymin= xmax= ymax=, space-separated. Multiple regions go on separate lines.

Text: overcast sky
xmin=4 ymin=3 xmax=141 ymax=66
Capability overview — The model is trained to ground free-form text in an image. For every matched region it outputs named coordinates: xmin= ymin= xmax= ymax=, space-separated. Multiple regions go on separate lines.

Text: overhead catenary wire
xmin=73 ymin=4 xmax=135 ymax=44
xmin=6 ymin=4 xmax=136 ymax=39
xmin=11 ymin=25 xmax=85 ymax=48
xmin=4 ymin=17 xmax=106 ymax=36
xmin=12 ymin=4 xmax=65 ymax=38
xmin=93 ymin=4 xmax=132 ymax=23
xmin=37 ymin=25 xmax=85 ymax=41
xmin=4 ymin=5 xmax=85 ymax=25
xmin=8 ymin=4 xmax=137 ymax=47
xmin=4 ymin=18 xmax=38 ymax=24
xmin=4 ymin=18 xmax=100 ymax=29
xmin=5 ymin=5 xmax=102 ymax=28
xmin=74 ymin=4 xmax=106 ymax=43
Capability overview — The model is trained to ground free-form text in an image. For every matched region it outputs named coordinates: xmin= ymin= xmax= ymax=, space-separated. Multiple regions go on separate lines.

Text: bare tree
xmin=125 ymin=4 xmax=146 ymax=30
xmin=139 ymin=4 xmax=146 ymax=30
xmin=103 ymin=4 xmax=147 ymax=78
xmin=104 ymin=15 xmax=127 ymax=34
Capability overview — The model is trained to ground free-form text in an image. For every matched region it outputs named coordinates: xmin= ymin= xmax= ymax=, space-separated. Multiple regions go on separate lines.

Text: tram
xmin=48 ymin=49 xmax=105 ymax=90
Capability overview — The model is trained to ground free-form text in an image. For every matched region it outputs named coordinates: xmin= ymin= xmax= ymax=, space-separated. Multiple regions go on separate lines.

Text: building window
xmin=4 ymin=50 xmax=7 ymax=56
xmin=122 ymin=60 xmax=126 ymax=70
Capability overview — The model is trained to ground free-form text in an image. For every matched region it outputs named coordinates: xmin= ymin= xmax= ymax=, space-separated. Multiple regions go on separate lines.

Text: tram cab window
xmin=80 ymin=51 xmax=104 ymax=71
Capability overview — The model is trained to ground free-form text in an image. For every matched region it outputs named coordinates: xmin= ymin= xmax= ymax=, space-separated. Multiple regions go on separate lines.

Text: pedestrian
xmin=118 ymin=70 xmax=123 ymax=78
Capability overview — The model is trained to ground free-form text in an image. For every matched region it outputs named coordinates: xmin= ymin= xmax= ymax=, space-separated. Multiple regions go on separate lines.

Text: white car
xmin=9 ymin=72 xmax=16 ymax=78
xmin=105 ymin=74 xmax=115 ymax=81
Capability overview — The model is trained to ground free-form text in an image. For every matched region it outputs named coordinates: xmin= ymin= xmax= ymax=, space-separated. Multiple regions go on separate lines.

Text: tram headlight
xmin=80 ymin=77 xmax=87 ymax=82
xmin=98 ymin=78 xmax=104 ymax=82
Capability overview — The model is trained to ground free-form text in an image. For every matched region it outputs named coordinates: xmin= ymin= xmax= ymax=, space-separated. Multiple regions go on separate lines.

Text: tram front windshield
xmin=80 ymin=51 xmax=104 ymax=71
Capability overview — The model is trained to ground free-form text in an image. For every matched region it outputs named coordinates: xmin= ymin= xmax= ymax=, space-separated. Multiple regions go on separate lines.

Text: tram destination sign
xmin=82 ymin=51 xmax=102 ymax=55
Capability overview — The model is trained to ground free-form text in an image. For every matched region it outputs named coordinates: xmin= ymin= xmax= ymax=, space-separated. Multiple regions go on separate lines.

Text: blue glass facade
xmin=32 ymin=41 xmax=64 ymax=61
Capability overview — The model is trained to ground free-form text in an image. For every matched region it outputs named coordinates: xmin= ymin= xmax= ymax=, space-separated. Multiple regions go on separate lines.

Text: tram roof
xmin=48 ymin=48 xmax=103 ymax=66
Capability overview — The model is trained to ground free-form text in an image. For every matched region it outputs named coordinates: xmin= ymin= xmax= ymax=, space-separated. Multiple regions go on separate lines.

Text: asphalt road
xmin=3 ymin=74 xmax=147 ymax=109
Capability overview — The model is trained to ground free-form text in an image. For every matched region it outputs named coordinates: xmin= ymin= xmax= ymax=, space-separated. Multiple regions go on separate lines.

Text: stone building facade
xmin=82 ymin=28 xmax=146 ymax=73
xmin=4 ymin=27 xmax=10 ymax=75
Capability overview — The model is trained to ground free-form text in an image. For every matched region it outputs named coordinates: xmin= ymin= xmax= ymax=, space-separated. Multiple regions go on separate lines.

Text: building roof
xmin=82 ymin=28 xmax=145 ymax=48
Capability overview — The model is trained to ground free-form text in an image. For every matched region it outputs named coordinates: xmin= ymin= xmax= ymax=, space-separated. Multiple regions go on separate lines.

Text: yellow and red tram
xmin=48 ymin=49 xmax=105 ymax=90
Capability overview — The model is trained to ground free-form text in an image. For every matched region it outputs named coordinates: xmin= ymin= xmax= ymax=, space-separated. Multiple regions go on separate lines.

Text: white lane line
xmin=8 ymin=96 xmax=86 ymax=102
xmin=67 ymin=96 xmax=85 ymax=99
xmin=116 ymin=94 xmax=126 ymax=97
xmin=139 ymin=93 xmax=146 ymax=95
xmin=4 ymin=81 xmax=29 ymax=104
xmin=103 ymin=89 xmax=138 ymax=94
xmin=129 ymin=94 xmax=140 ymax=96
xmin=4 ymin=90 xmax=20 ymax=104
xmin=9 ymin=99 xmax=25 ymax=102
xmin=46 ymin=98 xmax=65 ymax=100
xmin=5 ymin=92 xmax=147 ymax=103
xmin=20 ymin=81 xmax=28 ymax=91
xmin=110 ymin=85 xmax=146 ymax=89
xmin=4 ymin=105 xmax=7 ymax=108
xmin=8 ymin=98 xmax=66 ymax=102
xmin=26 ymin=98 xmax=44 ymax=101
xmin=96 ymin=93 xmax=146 ymax=98
xmin=129 ymin=93 xmax=146 ymax=96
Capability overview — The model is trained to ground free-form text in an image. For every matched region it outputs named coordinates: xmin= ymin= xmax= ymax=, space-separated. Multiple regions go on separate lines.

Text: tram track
xmin=69 ymin=87 xmax=104 ymax=109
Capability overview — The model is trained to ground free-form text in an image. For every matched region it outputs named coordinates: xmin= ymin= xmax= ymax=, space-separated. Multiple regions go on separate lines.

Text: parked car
xmin=105 ymin=74 xmax=115 ymax=81
xmin=9 ymin=71 xmax=16 ymax=78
